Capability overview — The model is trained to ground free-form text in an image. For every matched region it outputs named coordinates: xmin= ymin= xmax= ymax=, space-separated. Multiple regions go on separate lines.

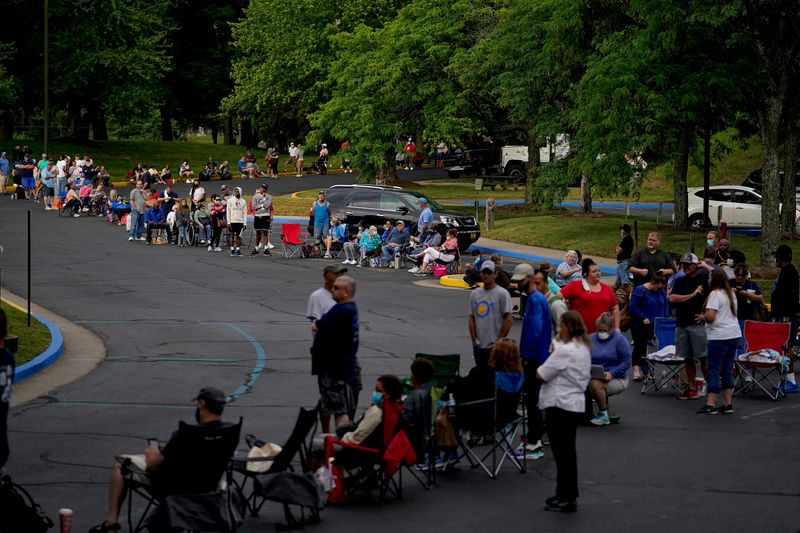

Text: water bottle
xmin=447 ymin=393 xmax=456 ymax=418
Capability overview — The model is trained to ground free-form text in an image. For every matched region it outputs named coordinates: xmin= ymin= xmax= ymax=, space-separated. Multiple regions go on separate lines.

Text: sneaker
xmin=408 ymin=267 xmax=420 ymax=273
xmin=214 ymin=247 xmax=222 ymax=252
xmin=230 ymin=251 xmax=236 ymax=256
xmin=236 ymin=249 xmax=242 ymax=256
xmin=128 ymin=237 xmax=134 ymax=241
xmin=200 ymin=240 xmax=206 ymax=244
xmin=263 ymin=249 xmax=271 ymax=256
xmin=696 ymin=404 xmax=718 ymax=415
xmin=719 ymin=404 xmax=734 ymax=414
xmin=778 ymin=381 xmax=799 ymax=394
xmin=510 ymin=441 xmax=544 ymax=460
xmin=676 ymin=389 xmax=701 ymax=400
xmin=73 ymin=213 xmax=80 ymax=218
xmin=590 ymin=411 xmax=610 ymax=426
xmin=208 ymin=246 xmax=213 ymax=251
xmin=137 ymin=237 xmax=146 ymax=241
xmin=268 ymin=242 xmax=275 ymax=249
xmin=324 ymin=252 xmax=332 ymax=258
xmin=251 ymin=249 xmax=259 ymax=256
xmin=342 ymin=259 xmax=350 ymax=264
xmin=544 ymin=499 xmax=577 ymax=513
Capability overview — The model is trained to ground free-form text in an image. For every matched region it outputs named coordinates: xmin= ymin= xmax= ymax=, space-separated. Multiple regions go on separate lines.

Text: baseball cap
xmin=324 ymin=264 xmax=347 ymax=274
xmin=510 ymin=263 xmax=535 ymax=281
xmin=221 ymin=184 xmax=229 ymax=189
xmin=417 ymin=197 xmax=428 ymax=204
xmin=480 ymin=261 xmax=496 ymax=273
xmin=619 ymin=224 xmax=631 ymax=233
xmin=773 ymin=244 xmax=792 ymax=260
xmin=396 ymin=220 xmax=405 ymax=226
xmin=194 ymin=387 xmax=226 ymax=404
xmin=680 ymin=252 xmax=699 ymax=264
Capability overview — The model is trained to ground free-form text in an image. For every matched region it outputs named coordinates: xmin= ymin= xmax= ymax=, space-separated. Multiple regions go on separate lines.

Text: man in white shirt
xmin=306 ymin=264 xmax=348 ymax=324
xmin=225 ymin=187 xmax=247 ymax=256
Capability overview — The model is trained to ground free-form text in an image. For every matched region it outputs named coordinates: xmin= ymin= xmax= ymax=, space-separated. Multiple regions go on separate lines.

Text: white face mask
xmin=597 ymin=331 xmax=610 ymax=341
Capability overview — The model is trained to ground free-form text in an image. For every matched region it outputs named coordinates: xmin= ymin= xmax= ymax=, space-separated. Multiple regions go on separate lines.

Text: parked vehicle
xmin=684 ymin=185 xmax=800 ymax=229
xmin=443 ymin=148 xmax=500 ymax=179
xmin=324 ymin=184 xmax=481 ymax=251
xmin=741 ymin=168 xmax=800 ymax=198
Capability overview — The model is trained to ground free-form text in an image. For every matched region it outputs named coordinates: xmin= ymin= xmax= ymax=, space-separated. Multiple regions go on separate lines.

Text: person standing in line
xmin=311 ymin=190 xmax=331 ymax=247
xmin=627 ymin=232 xmax=674 ymax=287
xmin=537 ymin=311 xmax=591 ymax=513
xmin=468 ymin=261 xmax=513 ymax=369
xmin=286 ymin=143 xmax=298 ymax=173
xmin=511 ymin=263 xmax=551 ymax=460
xmin=696 ymin=269 xmax=741 ymax=415
xmin=306 ymin=264 xmax=348 ymax=322
xmin=615 ymin=224 xmax=634 ymax=288
xmin=404 ymin=137 xmax=416 ymax=170
xmin=669 ymin=253 xmax=709 ymax=400
xmin=251 ymin=183 xmax=274 ymax=256
xmin=628 ymin=272 xmax=669 ymax=381
xmin=226 ymin=187 xmax=248 ymax=257
xmin=770 ymin=244 xmax=799 ymax=393
xmin=311 ymin=275 xmax=360 ymax=433
xmin=295 ymin=145 xmax=305 ymax=177
xmin=0 ymin=309 xmax=14 ymax=470
xmin=128 ymin=180 xmax=147 ymax=241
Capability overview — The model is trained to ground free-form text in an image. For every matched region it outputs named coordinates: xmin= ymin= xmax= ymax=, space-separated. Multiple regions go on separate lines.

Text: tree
xmin=311 ymin=0 xmax=498 ymax=182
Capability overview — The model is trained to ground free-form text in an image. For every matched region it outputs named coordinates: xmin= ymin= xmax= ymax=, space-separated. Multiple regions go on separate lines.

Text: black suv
xmin=324 ymin=184 xmax=481 ymax=251
xmin=443 ymin=148 xmax=500 ymax=179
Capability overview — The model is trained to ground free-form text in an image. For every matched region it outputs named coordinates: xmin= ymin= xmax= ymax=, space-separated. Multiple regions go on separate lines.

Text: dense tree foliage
xmin=2 ymin=0 xmax=798 ymax=263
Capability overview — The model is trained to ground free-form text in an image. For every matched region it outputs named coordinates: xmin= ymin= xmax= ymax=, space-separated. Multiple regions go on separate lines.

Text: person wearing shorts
xmin=669 ymin=253 xmax=709 ymax=399
xmin=16 ymin=154 xmax=36 ymax=200
xmin=310 ymin=275 xmax=359 ymax=433
xmin=251 ymin=183 xmax=273 ymax=256
xmin=226 ymin=186 xmax=247 ymax=256
xmin=310 ymin=190 xmax=331 ymax=245
xmin=0 ymin=152 xmax=8 ymax=195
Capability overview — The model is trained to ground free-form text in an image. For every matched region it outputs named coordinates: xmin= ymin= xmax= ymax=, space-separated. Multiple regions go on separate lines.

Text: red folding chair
xmin=323 ymin=400 xmax=416 ymax=503
xmin=280 ymin=223 xmax=308 ymax=258
xmin=735 ymin=321 xmax=791 ymax=400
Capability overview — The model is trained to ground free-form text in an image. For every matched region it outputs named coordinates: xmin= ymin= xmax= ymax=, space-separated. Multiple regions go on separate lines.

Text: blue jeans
xmin=178 ymin=226 xmax=187 ymax=244
xmin=129 ymin=210 xmax=144 ymax=239
xmin=706 ymin=337 xmax=738 ymax=394
xmin=616 ymin=260 xmax=630 ymax=286
xmin=382 ymin=244 xmax=401 ymax=264
xmin=198 ymin=223 xmax=212 ymax=242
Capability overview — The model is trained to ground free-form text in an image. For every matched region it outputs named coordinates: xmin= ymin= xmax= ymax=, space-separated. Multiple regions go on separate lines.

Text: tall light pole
xmin=43 ymin=0 xmax=49 ymax=154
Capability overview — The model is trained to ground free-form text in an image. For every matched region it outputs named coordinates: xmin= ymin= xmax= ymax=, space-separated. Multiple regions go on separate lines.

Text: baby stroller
xmin=311 ymin=157 xmax=327 ymax=175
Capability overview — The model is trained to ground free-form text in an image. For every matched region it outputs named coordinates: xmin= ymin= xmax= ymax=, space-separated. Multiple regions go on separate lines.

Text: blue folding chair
xmin=642 ymin=317 xmax=689 ymax=394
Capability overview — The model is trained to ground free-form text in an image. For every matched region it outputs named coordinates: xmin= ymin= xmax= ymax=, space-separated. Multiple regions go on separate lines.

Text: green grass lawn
xmin=1 ymin=302 xmax=52 ymax=366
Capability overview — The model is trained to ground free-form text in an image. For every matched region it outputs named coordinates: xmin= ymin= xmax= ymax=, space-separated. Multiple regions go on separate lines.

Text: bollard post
xmin=657 ymin=202 xmax=662 ymax=224
xmin=633 ymin=220 xmax=639 ymax=249
xmin=485 ymin=198 xmax=496 ymax=230
xmin=27 ymin=209 xmax=31 ymax=327
xmin=474 ymin=200 xmax=479 ymax=221
xmin=626 ymin=201 xmax=630 ymax=219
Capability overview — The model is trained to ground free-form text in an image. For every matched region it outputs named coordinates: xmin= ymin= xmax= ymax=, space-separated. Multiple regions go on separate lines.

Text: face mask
xmin=706 ymin=239 xmax=714 ymax=247
xmin=597 ymin=331 xmax=610 ymax=341
xmin=371 ymin=391 xmax=383 ymax=407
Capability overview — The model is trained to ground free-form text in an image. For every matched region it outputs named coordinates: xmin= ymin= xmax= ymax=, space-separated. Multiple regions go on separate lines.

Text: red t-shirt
xmin=560 ymin=279 xmax=618 ymax=333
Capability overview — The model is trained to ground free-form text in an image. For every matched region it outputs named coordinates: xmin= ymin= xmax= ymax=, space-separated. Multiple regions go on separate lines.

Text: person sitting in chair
xmin=381 ymin=220 xmax=410 ymax=267
xmin=89 ymin=387 xmax=231 ymax=533
xmin=338 ymin=375 xmax=402 ymax=446
xmin=145 ymin=201 xmax=171 ymax=244
xmin=399 ymin=358 xmax=434 ymax=459
xmin=414 ymin=228 xmax=458 ymax=275
xmin=588 ymin=313 xmax=631 ymax=426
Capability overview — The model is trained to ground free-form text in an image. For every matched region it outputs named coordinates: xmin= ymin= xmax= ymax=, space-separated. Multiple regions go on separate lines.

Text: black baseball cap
xmin=194 ymin=387 xmax=226 ymax=404
xmin=619 ymin=224 xmax=631 ymax=233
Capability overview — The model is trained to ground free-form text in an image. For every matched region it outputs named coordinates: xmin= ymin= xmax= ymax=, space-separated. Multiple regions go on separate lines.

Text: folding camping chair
xmin=641 ymin=317 xmax=689 ymax=394
xmin=323 ymin=400 xmax=416 ymax=503
xmin=230 ymin=407 xmax=321 ymax=529
xmin=734 ymin=321 xmax=791 ymax=400
xmin=448 ymin=371 xmax=526 ymax=479
xmin=120 ymin=417 xmax=243 ymax=533
xmin=281 ymin=223 xmax=310 ymax=258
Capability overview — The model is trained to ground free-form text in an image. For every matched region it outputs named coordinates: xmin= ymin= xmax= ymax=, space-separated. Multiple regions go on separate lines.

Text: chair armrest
xmin=323 ymin=435 xmax=380 ymax=454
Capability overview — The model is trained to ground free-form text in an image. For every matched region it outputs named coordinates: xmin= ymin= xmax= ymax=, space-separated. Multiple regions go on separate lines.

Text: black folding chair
xmin=230 ymin=407 xmax=319 ymax=525
xmin=120 ymin=417 xmax=243 ymax=533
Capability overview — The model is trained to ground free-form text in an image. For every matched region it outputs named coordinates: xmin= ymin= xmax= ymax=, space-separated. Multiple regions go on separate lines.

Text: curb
xmin=1 ymin=299 xmax=65 ymax=383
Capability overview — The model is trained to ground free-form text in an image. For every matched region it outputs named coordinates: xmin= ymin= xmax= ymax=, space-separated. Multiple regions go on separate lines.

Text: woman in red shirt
xmin=559 ymin=259 xmax=620 ymax=334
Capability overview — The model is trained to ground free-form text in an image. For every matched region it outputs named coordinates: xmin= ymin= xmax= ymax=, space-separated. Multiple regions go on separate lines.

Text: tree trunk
xmin=702 ymin=125 xmax=711 ymax=227
xmin=88 ymin=104 xmax=108 ymax=141
xmin=0 ymin=108 xmax=13 ymax=140
xmin=759 ymin=96 xmax=783 ymax=266
xmin=524 ymin=135 xmax=539 ymax=206
xmin=211 ymin=127 xmax=218 ymax=145
xmin=69 ymin=100 xmax=82 ymax=139
xmin=226 ymin=116 xmax=236 ymax=144
xmin=239 ymin=117 xmax=254 ymax=146
xmin=373 ymin=149 xmax=398 ymax=185
xmin=781 ymin=116 xmax=798 ymax=237
xmin=672 ymin=126 xmax=692 ymax=228
xmin=160 ymin=105 xmax=173 ymax=141
xmin=580 ymin=174 xmax=592 ymax=213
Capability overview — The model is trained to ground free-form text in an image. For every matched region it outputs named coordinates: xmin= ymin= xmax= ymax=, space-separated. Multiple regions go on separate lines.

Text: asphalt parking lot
xmin=0 ymin=189 xmax=798 ymax=532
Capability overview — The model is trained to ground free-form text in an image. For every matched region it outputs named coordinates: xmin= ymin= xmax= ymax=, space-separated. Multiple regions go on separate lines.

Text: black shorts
xmin=45 ymin=187 xmax=55 ymax=196
xmin=253 ymin=216 xmax=271 ymax=231
xmin=230 ymin=222 xmax=244 ymax=238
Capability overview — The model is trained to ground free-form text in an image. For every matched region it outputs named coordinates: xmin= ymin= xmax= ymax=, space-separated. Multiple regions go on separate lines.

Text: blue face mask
xmin=706 ymin=239 xmax=714 ymax=247
xmin=372 ymin=391 xmax=383 ymax=407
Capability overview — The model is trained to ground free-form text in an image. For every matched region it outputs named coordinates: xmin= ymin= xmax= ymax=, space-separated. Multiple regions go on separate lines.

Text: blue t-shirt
xmin=0 ymin=157 xmax=8 ymax=175
xmin=313 ymin=201 xmax=330 ymax=227
xmin=418 ymin=207 xmax=433 ymax=234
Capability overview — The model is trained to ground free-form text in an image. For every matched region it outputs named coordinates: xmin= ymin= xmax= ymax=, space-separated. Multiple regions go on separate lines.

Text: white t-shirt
xmin=538 ymin=339 xmax=591 ymax=413
xmin=306 ymin=287 xmax=335 ymax=320
xmin=705 ymin=289 xmax=741 ymax=340
xmin=56 ymin=159 xmax=67 ymax=178
xmin=192 ymin=186 xmax=206 ymax=204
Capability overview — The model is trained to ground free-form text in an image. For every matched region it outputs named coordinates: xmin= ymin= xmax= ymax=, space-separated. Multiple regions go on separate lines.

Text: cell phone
xmin=148 ymin=438 xmax=159 ymax=450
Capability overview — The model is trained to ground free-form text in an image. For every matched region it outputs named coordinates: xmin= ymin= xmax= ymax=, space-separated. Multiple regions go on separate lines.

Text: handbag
xmin=434 ymin=406 xmax=457 ymax=449
xmin=432 ymin=264 xmax=448 ymax=278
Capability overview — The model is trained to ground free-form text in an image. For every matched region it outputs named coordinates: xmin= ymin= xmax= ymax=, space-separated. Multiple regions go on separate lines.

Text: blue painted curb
xmin=468 ymin=244 xmax=616 ymax=276
xmin=456 ymin=199 xmax=675 ymax=209
xmin=14 ymin=313 xmax=65 ymax=383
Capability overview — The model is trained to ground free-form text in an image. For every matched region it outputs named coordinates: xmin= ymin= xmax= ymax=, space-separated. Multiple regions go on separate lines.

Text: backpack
xmin=0 ymin=474 xmax=53 ymax=533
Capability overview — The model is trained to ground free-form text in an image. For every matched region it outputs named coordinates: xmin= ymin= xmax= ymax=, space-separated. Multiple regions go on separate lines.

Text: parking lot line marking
xmin=224 ymin=322 xmax=266 ymax=402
